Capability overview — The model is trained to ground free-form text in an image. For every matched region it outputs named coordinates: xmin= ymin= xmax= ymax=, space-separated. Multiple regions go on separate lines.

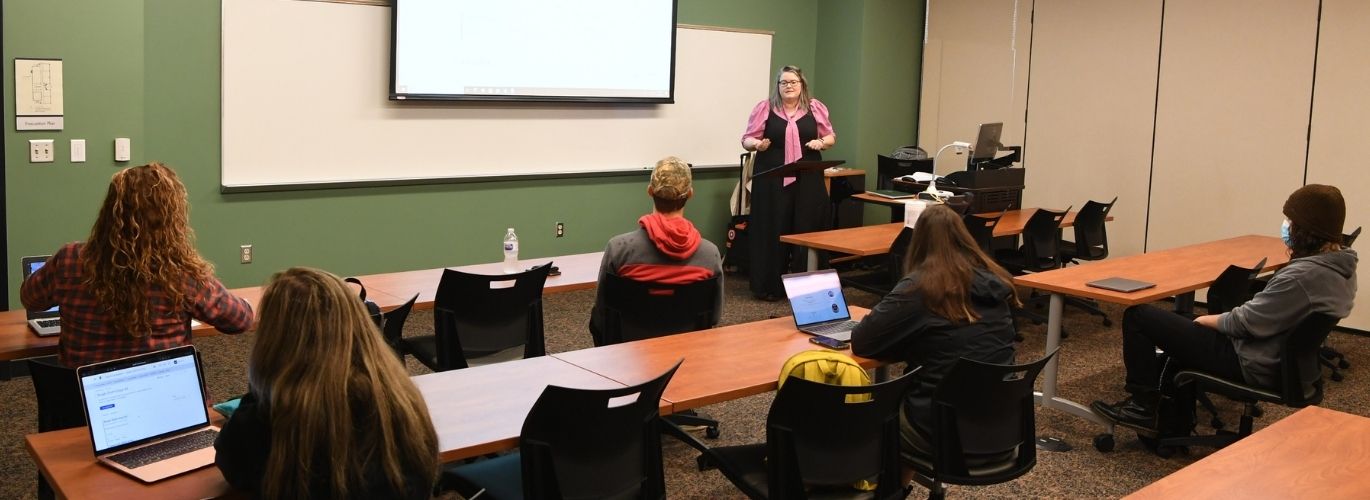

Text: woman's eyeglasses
xmin=777 ymin=80 xmax=802 ymax=87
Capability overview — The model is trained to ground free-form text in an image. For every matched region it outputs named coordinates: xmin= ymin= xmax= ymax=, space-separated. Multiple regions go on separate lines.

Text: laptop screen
xmin=781 ymin=270 xmax=852 ymax=327
xmin=21 ymin=256 xmax=58 ymax=314
xmin=78 ymin=347 xmax=209 ymax=454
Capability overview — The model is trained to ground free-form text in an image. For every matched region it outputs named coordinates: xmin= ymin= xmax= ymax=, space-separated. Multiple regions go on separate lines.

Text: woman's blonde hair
xmin=250 ymin=267 xmax=438 ymax=499
xmin=768 ymin=64 xmax=813 ymax=114
xmin=904 ymin=205 xmax=1021 ymax=323
xmin=82 ymin=162 xmax=212 ymax=337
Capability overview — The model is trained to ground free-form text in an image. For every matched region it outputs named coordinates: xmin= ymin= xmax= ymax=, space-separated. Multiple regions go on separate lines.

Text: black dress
xmin=748 ymin=108 xmax=831 ymax=298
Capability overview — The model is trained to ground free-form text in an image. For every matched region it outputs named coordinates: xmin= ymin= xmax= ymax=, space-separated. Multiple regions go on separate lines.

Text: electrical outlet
xmin=240 ymin=244 xmax=253 ymax=264
xmin=556 ymin=222 xmax=565 ymax=238
xmin=29 ymin=139 xmax=54 ymax=162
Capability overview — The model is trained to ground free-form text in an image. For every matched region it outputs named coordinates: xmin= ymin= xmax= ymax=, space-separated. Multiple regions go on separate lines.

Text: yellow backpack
xmin=778 ymin=350 xmax=872 ymax=402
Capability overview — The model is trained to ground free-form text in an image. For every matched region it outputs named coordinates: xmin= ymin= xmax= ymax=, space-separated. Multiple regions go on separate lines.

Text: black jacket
xmin=851 ymin=268 xmax=1017 ymax=437
xmin=214 ymin=391 xmax=433 ymax=500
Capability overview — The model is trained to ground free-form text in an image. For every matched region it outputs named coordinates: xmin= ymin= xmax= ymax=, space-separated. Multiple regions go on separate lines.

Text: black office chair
xmin=844 ymin=226 xmax=914 ymax=297
xmin=379 ymin=293 xmax=419 ymax=363
xmin=1058 ymin=198 xmax=1117 ymax=326
xmin=909 ymin=350 xmax=1056 ymax=500
xmin=598 ymin=274 xmax=724 ymax=445
xmin=1186 ymin=258 xmax=1267 ymax=430
xmin=403 ymin=264 xmax=552 ymax=372
xmin=1157 ymin=313 xmax=1339 ymax=452
xmin=994 ymin=208 xmax=1070 ymax=327
xmin=29 ymin=356 xmax=86 ymax=500
xmin=442 ymin=361 xmax=681 ymax=500
xmin=701 ymin=369 xmax=919 ymax=500
xmin=1319 ymin=226 xmax=1359 ymax=381
xmin=962 ymin=209 xmax=1007 ymax=256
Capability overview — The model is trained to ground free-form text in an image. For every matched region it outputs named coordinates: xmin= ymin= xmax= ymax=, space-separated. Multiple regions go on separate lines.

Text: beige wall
xmin=924 ymin=0 xmax=1367 ymax=330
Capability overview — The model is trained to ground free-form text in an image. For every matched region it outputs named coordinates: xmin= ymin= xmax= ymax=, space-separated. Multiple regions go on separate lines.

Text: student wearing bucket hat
xmin=1092 ymin=184 xmax=1358 ymax=435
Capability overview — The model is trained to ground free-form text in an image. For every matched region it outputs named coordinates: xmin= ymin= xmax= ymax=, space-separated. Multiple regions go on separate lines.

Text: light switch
xmin=70 ymin=139 xmax=86 ymax=162
xmin=114 ymin=137 xmax=131 ymax=162
xmin=29 ymin=139 xmax=55 ymax=163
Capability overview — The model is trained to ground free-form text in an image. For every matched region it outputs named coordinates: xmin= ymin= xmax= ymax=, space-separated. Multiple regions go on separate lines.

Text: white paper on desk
xmin=904 ymin=200 xmax=929 ymax=229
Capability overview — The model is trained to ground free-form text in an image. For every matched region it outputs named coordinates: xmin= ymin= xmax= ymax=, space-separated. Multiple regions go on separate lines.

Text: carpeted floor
xmin=2 ymin=273 xmax=1368 ymax=499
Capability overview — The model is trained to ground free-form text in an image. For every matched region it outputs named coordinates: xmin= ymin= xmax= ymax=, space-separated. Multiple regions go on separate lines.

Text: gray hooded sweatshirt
xmin=1218 ymin=248 xmax=1357 ymax=389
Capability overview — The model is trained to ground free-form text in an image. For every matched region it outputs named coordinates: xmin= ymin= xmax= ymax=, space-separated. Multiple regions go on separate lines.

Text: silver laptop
xmin=21 ymin=255 xmax=60 ymax=337
xmin=77 ymin=346 xmax=219 ymax=483
xmin=781 ymin=269 xmax=859 ymax=342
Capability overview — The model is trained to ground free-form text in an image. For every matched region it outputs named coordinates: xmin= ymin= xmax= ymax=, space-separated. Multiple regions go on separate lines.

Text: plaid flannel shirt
xmin=20 ymin=243 xmax=254 ymax=367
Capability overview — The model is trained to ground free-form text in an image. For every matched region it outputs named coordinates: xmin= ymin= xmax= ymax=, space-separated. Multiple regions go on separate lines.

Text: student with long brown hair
xmin=20 ymin=162 xmax=253 ymax=367
xmin=851 ymin=204 xmax=1020 ymax=465
xmin=215 ymin=267 xmax=439 ymax=499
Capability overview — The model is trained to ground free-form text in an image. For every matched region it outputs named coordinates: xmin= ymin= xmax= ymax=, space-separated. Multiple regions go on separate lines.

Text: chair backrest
xmin=888 ymin=226 xmax=915 ymax=281
xmin=518 ymin=360 xmax=680 ymax=500
xmin=926 ymin=349 xmax=1058 ymax=486
xmin=876 ymin=153 xmax=933 ymax=190
xmin=380 ymin=293 xmax=419 ymax=361
xmin=1019 ymin=207 xmax=1071 ymax=271
xmin=1344 ymin=226 xmax=1361 ymax=247
xmin=1068 ymin=197 xmax=1116 ymax=261
xmin=432 ymin=264 xmax=552 ymax=370
xmin=764 ymin=369 xmax=919 ymax=500
xmin=962 ymin=210 xmax=1007 ymax=255
xmin=1206 ymin=258 xmax=1267 ymax=314
xmin=28 ymin=356 xmax=87 ymax=432
xmin=599 ymin=274 xmax=721 ymax=346
xmin=1278 ymin=313 xmax=1340 ymax=406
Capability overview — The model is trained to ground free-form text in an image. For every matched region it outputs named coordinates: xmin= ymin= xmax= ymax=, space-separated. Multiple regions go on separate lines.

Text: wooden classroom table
xmin=554 ymin=307 xmax=876 ymax=411
xmin=1126 ymin=406 xmax=1370 ymax=499
xmin=1013 ymin=235 xmax=1289 ymax=430
xmin=779 ymin=208 xmax=1096 ymax=272
xmin=355 ymin=251 xmax=603 ymax=310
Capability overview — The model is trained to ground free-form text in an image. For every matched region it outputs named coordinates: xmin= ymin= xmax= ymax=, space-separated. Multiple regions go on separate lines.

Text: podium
xmin=892 ymin=167 xmax=1025 ymax=213
xmin=749 ymin=159 xmax=845 ymax=296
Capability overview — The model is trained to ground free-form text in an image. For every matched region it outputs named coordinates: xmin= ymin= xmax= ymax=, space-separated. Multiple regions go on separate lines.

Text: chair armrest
xmin=1174 ymin=370 xmax=1284 ymax=404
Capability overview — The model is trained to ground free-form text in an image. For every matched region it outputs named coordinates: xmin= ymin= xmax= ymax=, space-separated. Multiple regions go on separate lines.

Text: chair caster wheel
xmin=1331 ymin=372 xmax=1344 ymax=382
xmin=696 ymin=454 xmax=717 ymax=471
xmin=1338 ymin=360 xmax=1351 ymax=369
xmin=1210 ymin=418 xmax=1225 ymax=430
xmin=1154 ymin=444 xmax=1177 ymax=458
xmin=1093 ymin=434 xmax=1114 ymax=452
xmin=1103 ymin=318 xmax=1113 ymax=327
xmin=1251 ymin=405 xmax=1264 ymax=417
xmin=705 ymin=426 xmax=721 ymax=439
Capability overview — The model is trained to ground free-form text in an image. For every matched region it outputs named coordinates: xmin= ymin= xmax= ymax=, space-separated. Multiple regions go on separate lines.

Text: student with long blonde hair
xmin=20 ymin=162 xmax=253 ymax=367
xmin=215 ymin=267 xmax=439 ymax=499
xmin=851 ymin=204 xmax=1020 ymax=468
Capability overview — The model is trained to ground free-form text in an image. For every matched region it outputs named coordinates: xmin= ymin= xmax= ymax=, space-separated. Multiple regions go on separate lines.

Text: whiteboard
xmin=221 ymin=0 xmax=772 ymax=191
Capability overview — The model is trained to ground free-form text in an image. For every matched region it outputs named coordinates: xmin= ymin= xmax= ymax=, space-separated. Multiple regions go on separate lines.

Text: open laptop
xmin=77 ymin=345 xmax=219 ymax=483
xmin=21 ymin=255 xmax=60 ymax=337
xmin=781 ymin=269 xmax=859 ymax=342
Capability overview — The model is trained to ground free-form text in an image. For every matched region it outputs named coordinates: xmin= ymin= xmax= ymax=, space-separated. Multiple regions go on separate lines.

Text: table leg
xmin=806 ymin=248 xmax=819 ymax=272
xmin=1034 ymin=293 xmax=1112 ymax=428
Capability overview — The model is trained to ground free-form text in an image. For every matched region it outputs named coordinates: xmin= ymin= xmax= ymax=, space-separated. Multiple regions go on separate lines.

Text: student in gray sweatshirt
xmin=1093 ymin=184 xmax=1357 ymax=434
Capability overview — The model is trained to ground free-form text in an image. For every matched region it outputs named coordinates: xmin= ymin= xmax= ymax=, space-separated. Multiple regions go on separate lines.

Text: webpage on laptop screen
xmin=83 ymin=355 xmax=205 ymax=452
xmin=784 ymin=274 xmax=850 ymax=326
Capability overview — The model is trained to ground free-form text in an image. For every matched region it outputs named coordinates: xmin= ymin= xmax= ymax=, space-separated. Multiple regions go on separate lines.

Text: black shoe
xmin=1091 ymin=398 xmax=1159 ymax=433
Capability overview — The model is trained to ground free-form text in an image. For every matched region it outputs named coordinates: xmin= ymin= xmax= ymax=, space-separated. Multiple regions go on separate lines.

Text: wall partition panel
xmin=919 ymin=0 xmax=1031 ymax=173
xmin=1021 ymin=0 xmax=1161 ymax=258
xmin=1146 ymin=0 xmax=1319 ymax=252
xmin=1305 ymin=0 xmax=1369 ymax=329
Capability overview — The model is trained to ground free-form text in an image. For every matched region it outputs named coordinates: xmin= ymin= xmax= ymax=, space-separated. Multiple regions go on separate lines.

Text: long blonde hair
xmin=82 ymin=162 xmax=212 ymax=337
xmin=904 ymin=205 xmax=1021 ymax=323
xmin=250 ymin=267 xmax=438 ymax=499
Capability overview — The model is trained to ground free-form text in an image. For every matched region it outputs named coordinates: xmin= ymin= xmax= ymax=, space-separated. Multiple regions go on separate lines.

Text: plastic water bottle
xmin=502 ymin=228 xmax=519 ymax=273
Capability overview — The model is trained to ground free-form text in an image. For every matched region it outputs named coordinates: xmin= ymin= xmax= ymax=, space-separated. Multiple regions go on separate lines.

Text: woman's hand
xmin=1194 ymin=314 xmax=1221 ymax=329
xmin=756 ymin=138 xmax=771 ymax=151
xmin=805 ymin=139 xmax=825 ymax=151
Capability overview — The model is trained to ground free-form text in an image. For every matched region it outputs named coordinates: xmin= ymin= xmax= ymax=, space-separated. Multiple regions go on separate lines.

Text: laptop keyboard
xmin=107 ymin=429 xmax=218 ymax=470
xmin=807 ymin=320 xmax=858 ymax=337
xmin=35 ymin=318 xmax=59 ymax=328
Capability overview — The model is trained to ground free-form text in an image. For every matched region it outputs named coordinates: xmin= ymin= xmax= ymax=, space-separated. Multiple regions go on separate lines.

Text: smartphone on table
xmin=808 ymin=336 xmax=850 ymax=350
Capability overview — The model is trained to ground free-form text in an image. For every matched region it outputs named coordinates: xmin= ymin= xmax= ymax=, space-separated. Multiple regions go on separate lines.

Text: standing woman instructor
xmin=741 ymin=65 xmax=837 ymax=300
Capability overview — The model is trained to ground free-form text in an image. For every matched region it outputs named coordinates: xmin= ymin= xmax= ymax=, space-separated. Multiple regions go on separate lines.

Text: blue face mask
xmin=1281 ymin=219 xmax=1292 ymax=247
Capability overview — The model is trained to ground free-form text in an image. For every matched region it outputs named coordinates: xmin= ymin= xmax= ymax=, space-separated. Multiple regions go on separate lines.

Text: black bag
xmin=344 ymin=277 xmax=384 ymax=328
xmin=724 ymin=215 xmax=750 ymax=274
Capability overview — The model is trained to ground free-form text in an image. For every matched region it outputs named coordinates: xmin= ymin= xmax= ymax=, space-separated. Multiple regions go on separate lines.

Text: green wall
xmin=5 ymin=0 xmax=921 ymax=308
